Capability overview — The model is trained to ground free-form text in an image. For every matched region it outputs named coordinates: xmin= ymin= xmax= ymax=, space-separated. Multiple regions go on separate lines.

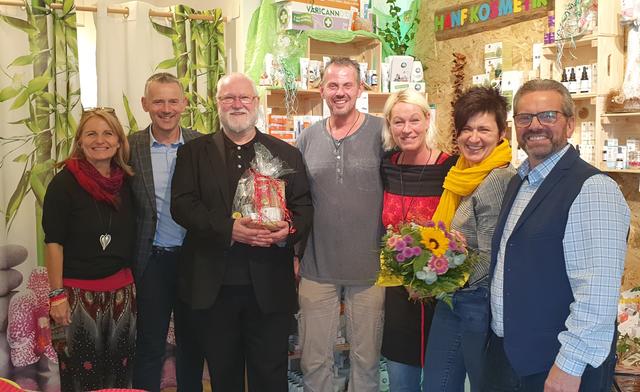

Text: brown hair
xmin=321 ymin=57 xmax=361 ymax=85
xmin=453 ymin=86 xmax=508 ymax=138
xmin=68 ymin=109 xmax=134 ymax=176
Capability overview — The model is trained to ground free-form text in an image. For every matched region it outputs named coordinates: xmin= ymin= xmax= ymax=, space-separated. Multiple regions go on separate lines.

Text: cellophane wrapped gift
xmin=232 ymin=142 xmax=294 ymax=230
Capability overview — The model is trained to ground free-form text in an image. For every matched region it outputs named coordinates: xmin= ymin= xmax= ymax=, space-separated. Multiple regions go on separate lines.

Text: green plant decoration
xmin=150 ymin=5 xmax=225 ymax=134
xmin=378 ymin=0 xmax=419 ymax=56
xmin=0 ymin=0 xmax=81 ymax=265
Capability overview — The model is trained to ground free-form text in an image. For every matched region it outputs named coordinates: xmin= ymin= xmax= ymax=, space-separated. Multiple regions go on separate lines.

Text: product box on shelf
xmin=275 ymin=1 xmax=357 ymax=31
xmin=387 ymin=55 xmax=413 ymax=83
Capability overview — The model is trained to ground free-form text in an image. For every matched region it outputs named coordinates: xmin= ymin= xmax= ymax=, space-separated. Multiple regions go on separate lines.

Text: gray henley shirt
xmin=297 ymin=113 xmax=384 ymax=285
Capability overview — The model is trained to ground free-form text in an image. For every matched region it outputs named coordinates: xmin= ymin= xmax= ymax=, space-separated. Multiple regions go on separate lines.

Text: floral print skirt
xmin=51 ymin=284 xmax=136 ymax=392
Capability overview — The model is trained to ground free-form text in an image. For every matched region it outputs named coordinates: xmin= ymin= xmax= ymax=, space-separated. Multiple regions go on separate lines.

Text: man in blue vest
xmin=484 ymin=79 xmax=630 ymax=392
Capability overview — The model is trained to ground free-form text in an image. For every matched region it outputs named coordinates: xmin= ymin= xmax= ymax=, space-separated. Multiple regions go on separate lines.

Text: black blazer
xmin=170 ymin=130 xmax=313 ymax=312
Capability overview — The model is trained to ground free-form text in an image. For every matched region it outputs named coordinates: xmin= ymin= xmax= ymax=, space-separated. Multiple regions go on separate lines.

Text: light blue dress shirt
xmin=490 ymin=144 xmax=630 ymax=376
xmin=150 ymin=129 xmax=186 ymax=247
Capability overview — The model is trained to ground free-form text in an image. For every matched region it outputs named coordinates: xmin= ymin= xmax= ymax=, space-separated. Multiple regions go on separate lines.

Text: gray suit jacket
xmin=128 ymin=126 xmax=201 ymax=279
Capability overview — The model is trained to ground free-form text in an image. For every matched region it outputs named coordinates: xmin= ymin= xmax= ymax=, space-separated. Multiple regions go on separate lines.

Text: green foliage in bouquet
xmin=379 ymin=222 xmax=478 ymax=306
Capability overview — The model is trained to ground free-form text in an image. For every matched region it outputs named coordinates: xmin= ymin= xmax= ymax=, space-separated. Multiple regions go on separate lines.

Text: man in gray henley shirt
xmin=296 ymin=57 xmax=385 ymax=392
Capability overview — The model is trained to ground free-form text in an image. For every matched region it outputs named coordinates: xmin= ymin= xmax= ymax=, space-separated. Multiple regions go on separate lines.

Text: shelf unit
xmin=264 ymin=35 xmax=391 ymax=120
xmin=536 ymin=0 xmax=640 ymax=173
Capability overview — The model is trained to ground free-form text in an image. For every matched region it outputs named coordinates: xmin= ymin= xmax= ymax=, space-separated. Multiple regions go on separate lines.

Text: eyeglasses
xmin=217 ymin=95 xmax=256 ymax=105
xmin=513 ymin=110 xmax=566 ymax=127
xmin=83 ymin=107 xmax=115 ymax=114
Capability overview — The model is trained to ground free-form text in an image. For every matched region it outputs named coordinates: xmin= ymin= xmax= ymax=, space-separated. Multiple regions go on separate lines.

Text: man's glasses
xmin=513 ymin=110 xmax=566 ymax=127
xmin=217 ymin=95 xmax=256 ymax=105
xmin=83 ymin=107 xmax=115 ymax=114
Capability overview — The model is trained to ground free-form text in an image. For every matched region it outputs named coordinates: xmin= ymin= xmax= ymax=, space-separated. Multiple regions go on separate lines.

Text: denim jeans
xmin=387 ymin=359 xmax=422 ymax=392
xmin=298 ymin=278 xmax=385 ymax=392
xmin=423 ymin=286 xmax=490 ymax=392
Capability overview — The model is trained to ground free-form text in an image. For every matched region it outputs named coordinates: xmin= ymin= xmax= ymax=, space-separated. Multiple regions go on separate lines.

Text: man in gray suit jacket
xmin=129 ymin=73 xmax=203 ymax=392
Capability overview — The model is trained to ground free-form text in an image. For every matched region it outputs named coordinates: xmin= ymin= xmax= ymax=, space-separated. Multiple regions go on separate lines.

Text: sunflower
xmin=419 ymin=226 xmax=450 ymax=257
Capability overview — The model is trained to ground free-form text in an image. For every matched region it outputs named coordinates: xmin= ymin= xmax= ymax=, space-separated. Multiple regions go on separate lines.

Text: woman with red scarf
xmin=43 ymin=108 xmax=137 ymax=391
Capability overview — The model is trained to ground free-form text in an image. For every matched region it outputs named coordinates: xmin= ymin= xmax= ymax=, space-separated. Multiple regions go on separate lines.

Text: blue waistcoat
xmin=489 ymin=146 xmax=600 ymax=376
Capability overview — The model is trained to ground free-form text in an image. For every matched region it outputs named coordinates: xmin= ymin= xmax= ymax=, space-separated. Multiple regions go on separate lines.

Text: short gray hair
xmin=513 ymin=79 xmax=574 ymax=117
xmin=144 ymin=72 xmax=184 ymax=97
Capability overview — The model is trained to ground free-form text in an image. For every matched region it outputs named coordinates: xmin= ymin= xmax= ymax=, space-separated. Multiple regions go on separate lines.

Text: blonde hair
xmin=382 ymin=89 xmax=449 ymax=152
xmin=68 ymin=109 xmax=134 ymax=176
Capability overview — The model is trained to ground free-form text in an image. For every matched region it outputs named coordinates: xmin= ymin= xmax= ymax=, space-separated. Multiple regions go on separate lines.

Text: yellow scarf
xmin=376 ymin=140 xmax=512 ymax=287
xmin=432 ymin=139 xmax=512 ymax=229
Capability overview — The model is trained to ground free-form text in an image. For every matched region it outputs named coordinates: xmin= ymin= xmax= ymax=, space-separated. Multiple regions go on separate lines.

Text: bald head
xmin=216 ymin=72 xmax=258 ymax=97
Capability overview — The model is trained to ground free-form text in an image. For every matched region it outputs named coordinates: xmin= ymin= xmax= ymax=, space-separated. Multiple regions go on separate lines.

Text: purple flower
xmin=448 ymin=240 xmax=460 ymax=252
xmin=412 ymin=246 xmax=422 ymax=256
xmin=396 ymin=253 xmax=406 ymax=263
xmin=403 ymin=235 xmax=413 ymax=245
xmin=425 ymin=221 xmax=436 ymax=227
xmin=402 ymin=247 xmax=414 ymax=258
xmin=437 ymin=221 xmax=447 ymax=231
xmin=394 ymin=239 xmax=407 ymax=251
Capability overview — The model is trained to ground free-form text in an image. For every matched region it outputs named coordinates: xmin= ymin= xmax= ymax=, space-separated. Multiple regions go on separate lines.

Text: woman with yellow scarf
xmin=422 ymin=87 xmax=515 ymax=392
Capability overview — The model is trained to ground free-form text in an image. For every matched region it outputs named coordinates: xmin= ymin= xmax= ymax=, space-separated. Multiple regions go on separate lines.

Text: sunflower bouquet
xmin=377 ymin=221 xmax=478 ymax=306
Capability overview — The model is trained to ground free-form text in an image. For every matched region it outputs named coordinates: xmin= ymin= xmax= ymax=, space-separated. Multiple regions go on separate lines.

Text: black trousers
xmin=188 ymin=285 xmax=291 ymax=392
xmin=482 ymin=331 xmax=616 ymax=392
xmin=133 ymin=248 xmax=205 ymax=392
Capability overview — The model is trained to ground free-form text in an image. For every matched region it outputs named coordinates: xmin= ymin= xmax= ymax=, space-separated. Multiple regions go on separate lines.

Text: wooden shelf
xmin=265 ymin=88 xmax=391 ymax=117
xmin=266 ymin=88 xmax=390 ymax=98
xmin=542 ymin=34 xmax=598 ymax=52
xmin=602 ymin=168 xmax=640 ymax=174
xmin=602 ymin=112 xmax=640 ymax=118
xmin=571 ymin=92 xmax=597 ymax=101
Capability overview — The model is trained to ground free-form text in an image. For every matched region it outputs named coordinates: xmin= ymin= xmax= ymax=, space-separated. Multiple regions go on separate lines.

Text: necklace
xmin=398 ymin=148 xmax=434 ymax=223
xmin=328 ymin=111 xmax=360 ymax=151
xmin=94 ymin=200 xmax=112 ymax=251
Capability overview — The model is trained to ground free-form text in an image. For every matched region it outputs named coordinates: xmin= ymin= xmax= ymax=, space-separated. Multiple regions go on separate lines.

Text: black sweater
xmin=43 ymin=167 xmax=136 ymax=279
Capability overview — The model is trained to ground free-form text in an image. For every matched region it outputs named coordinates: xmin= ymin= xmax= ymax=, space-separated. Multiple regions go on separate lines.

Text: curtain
xmin=0 ymin=0 xmax=80 ymax=389
xmin=94 ymin=1 xmax=173 ymax=132
xmin=94 ymin=2 xmax=225 ymax=134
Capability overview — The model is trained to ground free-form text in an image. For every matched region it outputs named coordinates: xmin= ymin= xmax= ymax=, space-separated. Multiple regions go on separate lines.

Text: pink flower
xmin=387 ymin=236 xmax=399 ymax=248
xmin=396 ymin=253 xmax=406 ymax=263
xmin=394 ymin=239 xmax=407 ymax=251
xmin=411 ymin=246 xmax=422 ymax=256
xmin=429 ymin=255 xmax=449 ymax=275
xmin=403 ymin=235 xmax=413 ymax=245
xmin=451 ymin=230 xmax=468 ymax=248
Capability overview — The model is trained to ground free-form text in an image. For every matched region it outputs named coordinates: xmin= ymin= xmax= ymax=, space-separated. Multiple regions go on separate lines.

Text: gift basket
xmin=232 ymin=142 xmax=294 ymax=231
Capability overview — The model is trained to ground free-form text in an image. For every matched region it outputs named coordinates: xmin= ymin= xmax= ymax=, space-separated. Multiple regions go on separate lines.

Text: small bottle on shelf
xmin=568 ymin=67 xmax=578 ymax=94
xmin=580 ymin=66 xmax=591 ymax=93
xmin=560 ymin=68 xmax=569 ymax=89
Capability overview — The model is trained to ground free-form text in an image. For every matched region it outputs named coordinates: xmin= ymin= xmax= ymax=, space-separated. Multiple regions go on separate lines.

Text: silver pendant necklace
xmin=94 ymin=200 xmax=112 ymax=251
xmin=328 ymin=111 xmax=360 ymax=151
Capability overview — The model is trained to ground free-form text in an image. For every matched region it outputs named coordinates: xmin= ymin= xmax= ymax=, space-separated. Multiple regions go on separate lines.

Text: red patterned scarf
xmin=65 ymin=158 xmax=124 ymax=208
